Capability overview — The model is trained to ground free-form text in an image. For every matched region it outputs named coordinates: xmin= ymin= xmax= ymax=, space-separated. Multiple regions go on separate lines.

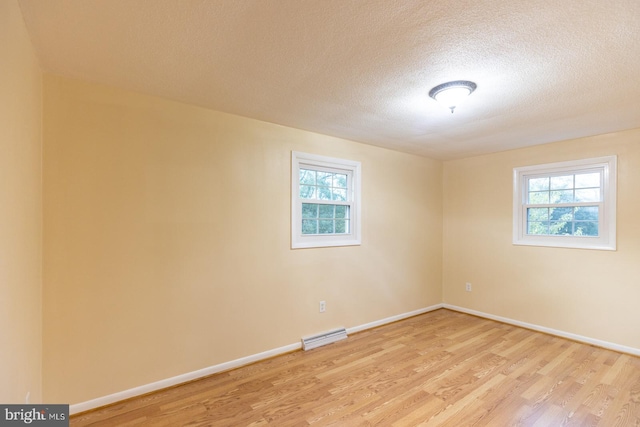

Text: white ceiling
xmin=17 ymin=0 xmax=640 ymax=160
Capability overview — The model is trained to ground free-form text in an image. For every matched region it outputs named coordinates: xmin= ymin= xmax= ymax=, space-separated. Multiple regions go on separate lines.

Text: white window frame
xmin=291 ymin=151 xmax=361 ymax=249
xmin=513 ymin=156 xmax=617 ymax=251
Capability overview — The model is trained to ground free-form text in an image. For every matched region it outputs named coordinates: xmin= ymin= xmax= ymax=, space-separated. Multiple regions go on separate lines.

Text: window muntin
xmin=292 ymin=152 xmax=361 ymax=248
xmin=513 ymin=156 xmax=616 ymax=250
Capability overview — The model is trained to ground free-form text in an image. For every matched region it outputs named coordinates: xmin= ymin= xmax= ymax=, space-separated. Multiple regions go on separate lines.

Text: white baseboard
xmin=443 ymin=304 xmax=640 ymax=357
xmin=70 ymin=303 xmax=444 ymax=415
xmin=70 ymin=342 xmax=301 ymax=415
xmin=346 ymin=303 xmax=444 ymax=334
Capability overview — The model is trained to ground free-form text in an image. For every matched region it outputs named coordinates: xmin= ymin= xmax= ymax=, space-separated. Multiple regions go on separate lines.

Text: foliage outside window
xmin=292 ymin=152 xmax=361 ymax=249
xmin=513 ymin=156 xmax=616 ymax=250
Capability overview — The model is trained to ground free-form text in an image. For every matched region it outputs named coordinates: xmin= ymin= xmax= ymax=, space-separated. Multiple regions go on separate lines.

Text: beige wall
xmin=443 ymin=129 xmax=640 ymax=349
xmin=42 ymin=75 xmax=443 ymax=404
xmin=0 ymin=0 xmax=43 ymax=404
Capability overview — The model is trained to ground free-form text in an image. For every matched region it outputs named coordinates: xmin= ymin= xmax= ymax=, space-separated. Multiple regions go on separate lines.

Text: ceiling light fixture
xmin=429 ymin=80 xmax=477 ymax=113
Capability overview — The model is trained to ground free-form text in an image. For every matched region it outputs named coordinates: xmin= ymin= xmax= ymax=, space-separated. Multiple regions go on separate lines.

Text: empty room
xmin=2 ymin=0 xmax=640 ymax=425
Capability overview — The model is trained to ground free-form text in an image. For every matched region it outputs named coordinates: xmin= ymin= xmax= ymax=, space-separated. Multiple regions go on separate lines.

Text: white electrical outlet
xmin=465 ymin=282 xmax=472 ymax=292
xmin=319 ymin=300 xmax=326 ymax=313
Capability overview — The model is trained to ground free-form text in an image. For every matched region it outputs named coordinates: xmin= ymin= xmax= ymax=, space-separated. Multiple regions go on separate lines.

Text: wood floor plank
xmin=70 ymin=309 xmax=640 ymax=426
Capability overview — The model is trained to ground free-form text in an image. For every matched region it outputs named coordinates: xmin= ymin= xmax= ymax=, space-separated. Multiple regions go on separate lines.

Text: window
xmin=292 ymin=151 xmax=361 ymax=249
xmin=513 ymin=156 xmax=616 ymax=250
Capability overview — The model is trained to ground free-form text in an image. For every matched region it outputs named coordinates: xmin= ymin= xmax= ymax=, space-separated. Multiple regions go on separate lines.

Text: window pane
xmin=302 ymin=219 xmax=317 ymax=234
xmin=317 ymin=172 xmax=332 ymax=187
xmin=334 ymin=174 xmax=347 ymax=189
xmin=528 ymin=221 xmax=548 ymax=235
xmin=332 ymin=189 xmax=347 ymax=201
xmin=528 ymin=191 xmax=549 ymax=204
xmin=318 ymin=220 xmax=334 ymax=234
xmin=300 ymin=185 xmax=316 ymax=199
xmin=298 ymin=171 xmax=351 ymax=235
xmin=299 ymin=169 xmax=316 ymax=185
xmin=549 ymin=221 xmax=572 ymax=235
xmin=317 ymin=186 xmax=332 ymax=200
xmin=550 ymin=175 xmax=573 ymax=190
xmin=335 ymin=220 xmax=348 ymax=234
xmin=527 ymin=208 xmax=548 ymax=221
xmin=529 ymin=177 xmax=549 ymax=191
xmin=335 ymin=205 xmax=349 ymax=219
xmin=575 ymin=206 xmax=598 ymax=221
xmin=318 ymin=204 xmax=334 ymax=218
xmin=302 ymin=203 xmax=318 ymax=219
xmin=575 ymin=221 xmax=598 ymax=236
xmin=575 ymin=172 xmax=600 ymax=189
xmin=550 ymin=190 xmax=573 ymax=204
xmin=575 ymin=188 xmax=600 ymax=202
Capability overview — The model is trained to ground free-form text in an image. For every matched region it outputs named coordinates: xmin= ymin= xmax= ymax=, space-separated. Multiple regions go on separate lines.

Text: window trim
xmin=291 ymin=151 xmax=361 ymax=249
xmin=512 ymin=156 xmax=617 ymax=251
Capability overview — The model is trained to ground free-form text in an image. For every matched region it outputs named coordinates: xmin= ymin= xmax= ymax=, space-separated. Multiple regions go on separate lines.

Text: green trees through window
xmin=526 ymin=172 xmax=601 ymax=237
xmin=299 ymin=169 xmax=350 ymax=235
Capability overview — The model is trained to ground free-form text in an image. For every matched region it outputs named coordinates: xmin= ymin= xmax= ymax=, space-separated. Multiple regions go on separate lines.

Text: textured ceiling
xmin=17 ymin=0 xmax=640 ymax=160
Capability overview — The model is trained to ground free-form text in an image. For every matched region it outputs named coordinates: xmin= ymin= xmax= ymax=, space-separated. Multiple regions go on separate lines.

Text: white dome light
xmin=429 ymin=81 xmax=477 ymax=113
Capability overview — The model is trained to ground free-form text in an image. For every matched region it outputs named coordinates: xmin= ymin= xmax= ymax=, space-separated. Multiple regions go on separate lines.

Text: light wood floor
xmin=71 ymin=309 xmax=640 ymax=426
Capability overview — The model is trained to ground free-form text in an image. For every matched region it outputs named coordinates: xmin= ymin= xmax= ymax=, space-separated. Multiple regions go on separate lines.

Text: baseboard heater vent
xmin=302 ymin=327 xmax=348 ymax=351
